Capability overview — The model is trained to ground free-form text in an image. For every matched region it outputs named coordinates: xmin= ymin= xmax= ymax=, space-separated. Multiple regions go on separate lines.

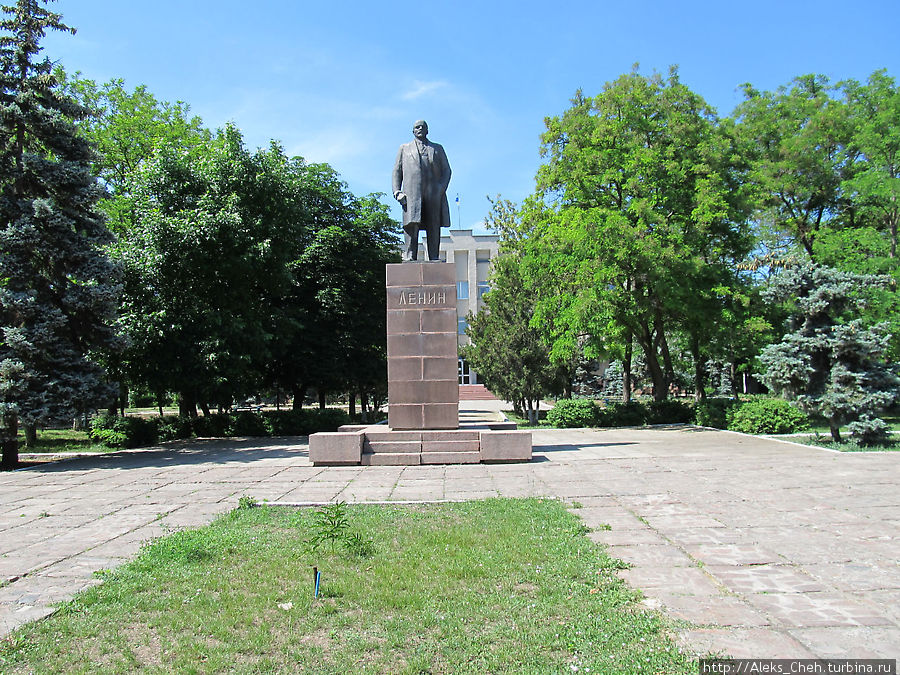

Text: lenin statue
xmin=392 ymin=120 xmax=452 ymax=261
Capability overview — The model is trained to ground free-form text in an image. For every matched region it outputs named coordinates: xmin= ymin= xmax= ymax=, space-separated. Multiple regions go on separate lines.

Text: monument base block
xmin=309 ymin=424 xmax=532 ymax=466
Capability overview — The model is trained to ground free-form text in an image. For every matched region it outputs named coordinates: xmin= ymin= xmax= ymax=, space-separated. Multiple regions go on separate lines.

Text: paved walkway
xmin=1 ymin=414 xmax=898 ymax=659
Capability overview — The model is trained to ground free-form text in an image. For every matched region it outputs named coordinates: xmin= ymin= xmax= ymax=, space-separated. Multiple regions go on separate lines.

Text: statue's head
xmin=413 ymin=120 xmax=428 ymax=140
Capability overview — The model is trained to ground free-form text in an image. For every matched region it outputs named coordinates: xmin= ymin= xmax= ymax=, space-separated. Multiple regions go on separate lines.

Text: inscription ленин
xmin=398 ymin=291 xmax=447 ymax=306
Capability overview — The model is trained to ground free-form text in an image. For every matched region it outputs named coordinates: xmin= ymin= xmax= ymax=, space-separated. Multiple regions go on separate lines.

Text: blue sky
xmin=42 ymin=0 xmax=900 ymax=232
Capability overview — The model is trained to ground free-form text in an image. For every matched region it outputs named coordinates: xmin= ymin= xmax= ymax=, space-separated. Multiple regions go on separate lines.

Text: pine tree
xmin=759 ymin=263 xmax=899 ymax=444
xmin=0 ymin=0 xmax=121 ymax=468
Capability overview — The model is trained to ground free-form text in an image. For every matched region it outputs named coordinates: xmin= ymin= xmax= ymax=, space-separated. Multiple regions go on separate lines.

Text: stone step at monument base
xmin=309 ymin=426 xmax=531 ymax=466
xmin=361 ymin=452 xmax=421 ymax=466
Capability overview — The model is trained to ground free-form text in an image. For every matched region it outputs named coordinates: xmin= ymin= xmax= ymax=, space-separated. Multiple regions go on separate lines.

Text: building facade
xmin=412 ymin=229 xmax=500 ymax=385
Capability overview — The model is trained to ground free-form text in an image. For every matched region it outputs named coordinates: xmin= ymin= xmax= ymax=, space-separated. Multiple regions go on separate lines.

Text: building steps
xmin=459 ymin=384 xmax=499 ymax=400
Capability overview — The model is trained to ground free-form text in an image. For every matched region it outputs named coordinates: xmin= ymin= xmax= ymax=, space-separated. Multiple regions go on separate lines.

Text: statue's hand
xmin=395 ymin=191 xmax=407 ymax=206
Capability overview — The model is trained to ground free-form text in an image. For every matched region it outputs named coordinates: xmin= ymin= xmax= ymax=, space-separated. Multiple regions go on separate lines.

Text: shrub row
xmin=546 ymin=398 xmax=693 ymax=428
xmin=545 ymin=396 xmax=808 ymax=434
xmin=90 ymin=408 xmax=352 ymax=449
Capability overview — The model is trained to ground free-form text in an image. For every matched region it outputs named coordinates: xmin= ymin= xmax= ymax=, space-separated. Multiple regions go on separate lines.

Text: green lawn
xmin=771 ymin=411 xmax=900 ymax=451
xmin=502 ymin=410 xmax=545 ymax=428
xmin=0 ymin=499 xmax=695 ymax=674
xmin=16 ymin=428 xmax=111 ymax=455
xmin=792 ymin=434 xmax=899 ymax=452
xmin=801 ymin=410 xmax=900 ymax=435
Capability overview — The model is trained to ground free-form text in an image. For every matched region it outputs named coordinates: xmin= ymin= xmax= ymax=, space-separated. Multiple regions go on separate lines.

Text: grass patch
xmin=795 ymin=434 xmax=899 ymax=452
xmin=794 ymin=409 xmax=900 ymax=436
xmin=0 ymin=499 xmax=694 ymax=674
xmin=16 ymin=428 xmax=112 ymax=455
xmin=502 ymin=410 xmax=545 ymax=428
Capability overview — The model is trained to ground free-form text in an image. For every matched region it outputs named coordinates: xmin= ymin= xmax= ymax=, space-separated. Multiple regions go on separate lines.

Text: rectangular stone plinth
xmin=479 ymin=430 xmax=533 ymax=462
xmin=309 ymin=431 xmax=363 ymax=465
xmin=386 ymin=262 xmax=458 ymax=430
xmin=309 ymin=426 xmax=532 ymax=466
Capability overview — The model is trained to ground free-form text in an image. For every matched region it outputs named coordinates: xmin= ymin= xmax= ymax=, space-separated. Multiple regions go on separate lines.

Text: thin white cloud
xmin=287 ymin=129 xmax=374 ymax=167
xmin=401 ymin=80 xmax=449 ymax=101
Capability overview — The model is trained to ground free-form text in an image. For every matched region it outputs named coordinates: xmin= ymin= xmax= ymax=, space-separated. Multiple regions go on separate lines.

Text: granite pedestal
xmin=309 ymin=262 xmax=531 ymax=466
xmin=386 ymin=262 xmax=459 ymax=429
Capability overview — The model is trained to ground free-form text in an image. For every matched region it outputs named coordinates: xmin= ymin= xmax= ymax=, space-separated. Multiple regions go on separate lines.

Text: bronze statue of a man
xmin=392 ymin=120 xmax=452 ymax=261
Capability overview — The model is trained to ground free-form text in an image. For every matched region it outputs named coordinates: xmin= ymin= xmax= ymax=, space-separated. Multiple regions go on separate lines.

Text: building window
xmin=457 ymin=317 xmax=468 ymax=335
xmin=458 ymin=358 xmax=471 ymax=385
xmin=457 ymin=281 xmax=469 ymax=299
xmin=477 ymin=282 xmax=490 ymax=299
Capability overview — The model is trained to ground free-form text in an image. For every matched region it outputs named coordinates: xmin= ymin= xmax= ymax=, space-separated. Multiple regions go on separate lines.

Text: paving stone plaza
xmin=1 ymin=400 xmax=898 ymax=658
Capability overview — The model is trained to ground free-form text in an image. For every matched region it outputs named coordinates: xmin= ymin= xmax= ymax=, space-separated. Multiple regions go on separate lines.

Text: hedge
xmin=90 ymin=408 xmax=353 ymax=449
xmin=725 ymin=397 xmax=809 ymax=434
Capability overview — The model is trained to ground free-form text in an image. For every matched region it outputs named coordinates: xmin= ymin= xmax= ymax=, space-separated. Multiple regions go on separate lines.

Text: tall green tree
xmin=56 ymin=70 xmax=212 ymax=234
xmin=116 ymin=126 xmax=270 ymax=415
xmin=294 ymin=194 xmax=399 ymax=414
xmin=118 ymin=124 xmax=400 ymax=415
xmin=0 ymin=0 xmax=121 ymax=468
xmin=733 ymin=74 xmax=851 ymax=260
xmin=463 ymin=248 xmax=568 ymax=424
xmin=841 ymin=70 xmax=900 ymax=260
xmin=527 ymin=68 xmax=751 ymax=401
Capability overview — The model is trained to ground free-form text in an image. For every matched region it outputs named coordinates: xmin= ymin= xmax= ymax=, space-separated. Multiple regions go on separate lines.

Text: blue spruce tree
xmin=0 ymin=0 xmax=121 ymax=468
xmin=759 ymin=263 xmax=899 ymax=445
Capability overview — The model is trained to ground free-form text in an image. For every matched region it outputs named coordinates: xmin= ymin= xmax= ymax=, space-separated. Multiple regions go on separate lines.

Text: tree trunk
xmin=1 ymin=415 xmax=19 ymax=470
xmin=623 ymin=338 xmax=633 ymax=403
xmin=348 ymin=392 xmax=356 ymax=418
xmin=199 ymin=401 xmax=211 ymax=417
xmin=178 ymin=392 xmax=198 ymax=418
xmin=360 ymin=391 xmax=369 ymax=423
xmin=291 ymin=384 xmax=305 ymax=411
xmin=730 ymin=360 xmax=740 ymax=399
xmin=24 ymin=424 xmax=37 ymax=449
xmin=829 ymin=420 xmax=842 ymax=444
xmin=888 ymin=205 xmax=897 ymax=259
xmin=527 ymin=400 xmax=538 ymax=425
xmin=690 ymin=333 xmax=706 ymax=402
xmin=318 ymin=390 xmax=326 ymax=410
xmin=638 ymin=321 xmax=667 ymax=402
xmin=654 ymin=310 xmax=675 ymax=396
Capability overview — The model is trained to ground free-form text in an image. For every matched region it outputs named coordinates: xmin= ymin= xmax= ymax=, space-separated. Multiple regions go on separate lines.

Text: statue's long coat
xmin=392 ymin=139 xmax=451 ymax=231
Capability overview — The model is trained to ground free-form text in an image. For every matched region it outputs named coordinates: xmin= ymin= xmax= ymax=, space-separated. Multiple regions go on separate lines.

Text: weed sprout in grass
xmin=306 ymin=501 xmax=376 ymax=558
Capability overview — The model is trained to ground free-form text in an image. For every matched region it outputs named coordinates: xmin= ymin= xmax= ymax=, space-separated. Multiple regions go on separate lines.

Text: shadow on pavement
xmin=13 ymin=437 xmax=309 ymax=473
xmin=535 ymin=442 xmax=639 ymax=453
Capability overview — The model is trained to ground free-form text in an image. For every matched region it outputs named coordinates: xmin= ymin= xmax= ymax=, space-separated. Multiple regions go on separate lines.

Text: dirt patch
xmin=123 ymin=623 xmax=163 ymax=668
xmin=299 ymin=627 xmax=333 ymax=650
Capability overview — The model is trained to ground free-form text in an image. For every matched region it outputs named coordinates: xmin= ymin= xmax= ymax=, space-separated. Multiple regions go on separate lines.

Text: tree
xmin=463 ymin=199 xmax=568 ymax=423
xmin=56 ymin=70 xmax=212 ymax=234
xmin=293 ymin=195 xmax=399 ymax=415
xmin=841 ymin=70 xmax=900 ymax=260
xmin=117 ymin=122 xmax=401 ymax=416
xmin=526 ymin=68 xmax=751 ymax=401
xmin=463 ymin=252 xmax=567 ymax=424
xmin=733 ymin=74 xmax=851 ymax=260
xmin=0 ymin=0 xmax=121 ymax=468
xmin=759 ymin=263 xmax=899 ymax=444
